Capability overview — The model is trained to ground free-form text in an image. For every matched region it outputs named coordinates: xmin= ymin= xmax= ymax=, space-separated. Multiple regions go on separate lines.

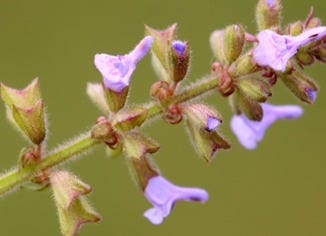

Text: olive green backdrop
xmin=0 ymin=0 xmax=325 ymax=235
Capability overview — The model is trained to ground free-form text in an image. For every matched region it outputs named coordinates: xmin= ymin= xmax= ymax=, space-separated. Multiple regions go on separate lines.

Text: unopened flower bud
xmin=230 ymin=90 xmax=264 ymax=121
xmin=281 ymin=70 xmax=319 ymax=104
xmin=91 ymin=117 xmax=116 ymax=145
xmin=212 ymin=62 xmax=235 ymax=96
xmin=223 ymin=24 xmax=245 ymax=64
xmin=229 ymin=51 xmax=259 ymax=77
xmin=150 ymin=81 xmax=173 ymax=101
xmin=295 ymin=49 xmax=315 ymax=66
xmin=171 ymin=40 xmax=190 ymax=82
xmin=18 ymin=146 xmax=41 ymax=168
xmin=162 ymin=104 xmax=183 ymax=124
xmin=288 ymin=21 xmax=304 ymax=36
xmin=255 ymin=0 xmax=282 ymax=30
xmin=236 ymin=77 xmax=272 ymax=102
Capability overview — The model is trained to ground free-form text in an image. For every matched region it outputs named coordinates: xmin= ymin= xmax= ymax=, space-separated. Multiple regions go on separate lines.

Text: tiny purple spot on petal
xmin=306 ymin=89 xmax=317 ymax=102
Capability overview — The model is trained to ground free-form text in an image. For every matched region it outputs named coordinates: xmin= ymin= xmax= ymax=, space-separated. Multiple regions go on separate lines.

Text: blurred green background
xmin=0 ymin=0 xmax=325 ymax=235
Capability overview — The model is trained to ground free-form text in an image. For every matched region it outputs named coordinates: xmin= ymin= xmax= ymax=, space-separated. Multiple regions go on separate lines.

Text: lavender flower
xmin=206 ymin=116 xmax=221 ymax=131
xmin=172 ymin=40 xmax=186 ymax=55
xmin=253 ymin=27 xmax=326 ymax=71
xmin=230 ymin=103 xmax=303 ymax=150
xmin=94 ymin=36 xmax=153 ymax=92
xmin=143 ymin=176 xmax=209 ymax=225
xmin=266 ymin=0 xmax=275 ymax=7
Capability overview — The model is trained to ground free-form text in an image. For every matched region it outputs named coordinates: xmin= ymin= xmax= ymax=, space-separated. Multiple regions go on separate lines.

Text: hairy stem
xmin=0 ymin=76 xmax=218 ymax=196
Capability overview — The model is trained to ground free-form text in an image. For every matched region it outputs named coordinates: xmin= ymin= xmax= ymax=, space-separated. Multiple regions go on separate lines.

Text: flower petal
xmin=144 ymin=176 xmax=208 ymax=225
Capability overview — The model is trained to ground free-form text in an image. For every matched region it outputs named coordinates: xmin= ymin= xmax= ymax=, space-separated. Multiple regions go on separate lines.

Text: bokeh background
xmin=0 ymin=0 xmax=325 ymax=235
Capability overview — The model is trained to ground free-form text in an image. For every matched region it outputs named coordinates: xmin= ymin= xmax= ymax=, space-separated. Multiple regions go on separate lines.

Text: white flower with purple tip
xmin=253 ymin=27 xmax=326 ymax=71
xmin=143 ymin=176 xmax=209 ymax=225
xmin=230 ymin=103 xmax=303 ymax=150
xmin=94 ymin=36 xmax=153 ymax=92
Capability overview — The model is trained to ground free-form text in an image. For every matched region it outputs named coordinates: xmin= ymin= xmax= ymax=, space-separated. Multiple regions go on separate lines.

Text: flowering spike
xmin=94 ymin=36 xmax=153 ymax=93
xmin=144 ymin=176 xmax=208 ymax=225
xmin=50 ymin=171 xmax=101 ymax=236
xmin=86 ymin=82 xmax=110 ymax=114
xmin=256 ymin=0 xmax=282 ymax=30
xmin=253 ymin=27 xmax=326 ymax=71
xmin=231 ymin=103 xmax=303 ymax=149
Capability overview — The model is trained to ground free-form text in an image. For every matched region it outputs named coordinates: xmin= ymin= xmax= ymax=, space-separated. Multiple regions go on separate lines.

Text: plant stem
xmin=0 ymin=76 xmax=218 ymax=196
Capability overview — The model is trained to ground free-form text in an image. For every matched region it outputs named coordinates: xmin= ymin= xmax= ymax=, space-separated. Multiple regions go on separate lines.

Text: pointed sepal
xmin=0 ymin=78 xmax=41 ymax=108
xmin=186 ymin=120 xmax=230 ymax=163
xmin=236 ymin=77 xmax=272 ymax=102
xmin=102 ymin=82 xmax=129 ymax=112
xmin=230 ymin=90 xmax=263 ymax=121
xmin=145 ymin=24 xmax=178 ymax=81
xmin=281 ymin=70 xmax=318 ymax=104
xmin=127 ymin=155 xmax=159 ymax=191
xmin=50 ymin=171 xmax=101 ymax=236
xmin=182 ymin=103 xmax=223 ymax=131
xmin=112 ymin=106 xmax=148 ymax=131
xmin=86 ymin=82 xmax=110 ymax=114
xmin=122 ymin=131 xmax=160 ymax=160
xmin=12 ymin=100 xmax=46 ymax=144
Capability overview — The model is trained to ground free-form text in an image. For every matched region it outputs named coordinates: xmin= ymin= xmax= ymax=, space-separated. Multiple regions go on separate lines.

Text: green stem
xmin=0 ymin=134 xmax=100 ymax=195
xmin=0 ymin=76 xmax=218 ymax=196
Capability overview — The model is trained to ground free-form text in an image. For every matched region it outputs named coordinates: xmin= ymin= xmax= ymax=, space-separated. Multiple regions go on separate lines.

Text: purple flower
xmin=266 ymin=0 xmax=275 ymax=7
xmin=230 ymin=103 xmax=303 ymax=150
xmin=206 ymin=116 xmax=221 ymax=131
xmin=172 ymin=40 xmax=186 ymax=55
xmin=143 ymin=176 xmax=209 ymax=225
xmin=94 ymin=36 xmax=153 ymax=92
xmin=253 ymin=27 xmax=326 ymax=71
